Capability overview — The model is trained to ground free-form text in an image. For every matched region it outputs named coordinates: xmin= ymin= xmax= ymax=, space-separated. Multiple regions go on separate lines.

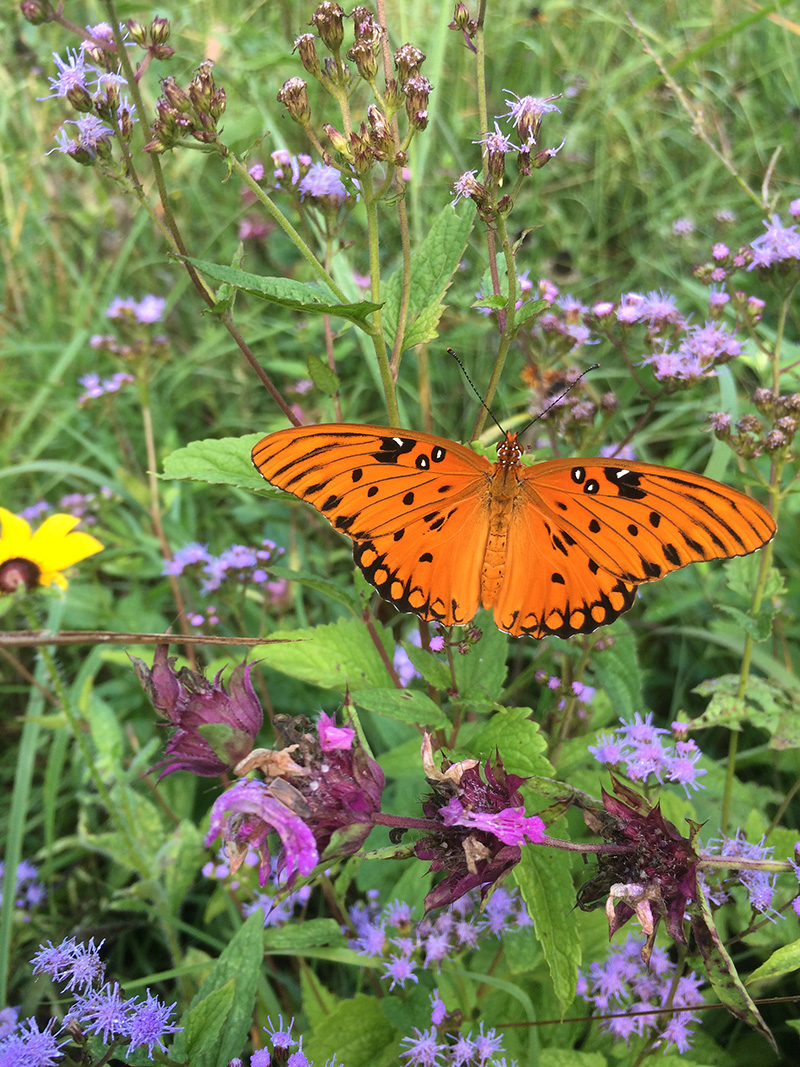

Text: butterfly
xmin=251 ymin=424 xmax=776 ymax=639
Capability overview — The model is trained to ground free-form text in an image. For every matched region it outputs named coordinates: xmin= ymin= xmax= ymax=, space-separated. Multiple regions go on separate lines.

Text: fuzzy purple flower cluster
xmin=0 ymin=859 xmax=46 ymax=919
xmin=588 ymin=713 xmax=707 ymax=796
xmin=0 ymin=937 xmax=182 ymax=1063
xmin=701 ymin=830 xmax=785 ymax=919
xmin=78 ymin=370 xmax=135 ymax=404
xmin=227 ymin=1014 xmax=343 ymax=1067
xmin=164 ymin=538 xmax=286 ymax=597
xmin=577 ymin=934 xmax=705 ymax=1052
xmin=19 ymin=488 xmax=113 ymax=526
xmin=350 ymin=886 xmax=530 ymax=992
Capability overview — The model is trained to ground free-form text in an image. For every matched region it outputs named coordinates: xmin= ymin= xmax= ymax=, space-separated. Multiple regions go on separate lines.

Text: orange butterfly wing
xmin=494 ymin=458 xmax=776 ymax=638
xmin=251 ymin=425 xmax=776 ymax=639
xmin=252 ymin=425 xmax=495 ymax=626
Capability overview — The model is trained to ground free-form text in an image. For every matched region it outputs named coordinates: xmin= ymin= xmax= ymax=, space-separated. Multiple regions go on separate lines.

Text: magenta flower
xmin=414 ymin=751 xmax=534 ymax=910
xmin=132 ymin=645 xmax=263 ymax=777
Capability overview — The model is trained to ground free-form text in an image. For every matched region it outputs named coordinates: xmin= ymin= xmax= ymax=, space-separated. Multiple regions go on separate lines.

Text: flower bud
xmin=278 ymin=77 xmax=311 ymax=126
xmin=394 ymin=43 xmax=425 ymax=82
xmin=295 ymin=33 xmax=320 ymax=75
xmin=162 ymin=77 xmax=192 ymax=113
xmin=322 ymin=122 xmax=350 ymax=157
xmin=311 ymin=1 xmax=345 ymax=53
xmin=150 ymin=16 xmax=170 ymax=44
xmin=763 ymin=428 xmax=788 ymax=453
xmin=20 ymin=0 xmax=54 ymax=24
xmin=350 ymin=124 xmax=376 ymax=172
xmin=531 ymin=138 xmax=566 ymax=169
xmin=404 ymin=74 xmax=432 ymax=125
xmin=352 ymin=6 xmax=379 ymax=40
xmin=752 ymin=388 xmax=776 ymax=415
xmin=367 ymin=104 xmax=393 ymax=156
xmin=126 ymin=18 xmax=147 ymax=46
xmin=347 ymin=39 xmax=378 ymax=81
xmin=451 ymin=2 xmax=471 ymax=31
xmin=209 ymin=88 xmax=226 ymax=120
xmin=151 ymin=44 xmax=176 ymax=61
xmin=66 ymin=84 xmax=94 ymax=112
xmin=189 ymin=61 xmax=216 ymax=111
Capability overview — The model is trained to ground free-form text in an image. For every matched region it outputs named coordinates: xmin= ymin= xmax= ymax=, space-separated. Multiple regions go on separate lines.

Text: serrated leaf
xmin=401 ymin=641 xmax=451 ymax=690
xmin=514 ymin=846 xmax=581 ymax=1014
xmin=187 ymin=258 xmax=382 ymax=326
xmin=692 ymin=880 xmax=776 ymax=1051
xmin=715 ymin=602 xmax=774 ymax=642
xmin=253 ymin=618 xmax=393 ymax=689
xmin=468 ymin=707 xmax=554 ymax=778
xmin=453 ymin=611 xmax=508 ymax=700
xmin=173 ymin=909 xmax=264 ymax=1067
xmin=351 ymin=686 xmax=449 ymax=727
xmin=747 ymin=938 xmax=800 ymax=985
xmin=263 ymin=918 xmax=346 ymax=952
xmin=307 ymin=351 xmax=340 ymax=396
xmin=162 ymin=434 xmax=267 ymax=492
xmin=692 ymin=673 xmax=800 ymax=747
xmin=303 ymin=992 xmax=398 ymax=1067
xmin=382 ymin=200 xmax=475 ymax=353
xmin=182 ymin=980 xmax=236 ymax=1058
xmin=471 ymin=293 xmax=508 ymax=310
xmin=515 ymin=297 xmax=550 ymax=327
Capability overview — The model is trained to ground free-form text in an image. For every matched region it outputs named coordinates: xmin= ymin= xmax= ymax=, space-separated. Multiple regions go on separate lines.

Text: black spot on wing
xmin=663 ymin=543 xmax=681 ymax=566
xmin=372 ymin=437 xmax=417 ymax=464
xmin=604 ymin=467 xmax=647 ymax=500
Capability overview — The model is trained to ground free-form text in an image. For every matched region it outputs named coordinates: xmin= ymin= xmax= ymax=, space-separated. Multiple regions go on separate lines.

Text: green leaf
xmin=691 ymin=880 xmax=777 ymax=1052
xmin=692 ymin=673 xmax=800 ymax=747
xmin=267 ymin=566 xmax=360 ymax=614
xmin=453 ymin=611 xmax=508 ymax=701
xmin=160 ymin=820 xmax=207 ymax=917
xmin=351 ymin=686 xmax=449 ymax=727
xmin=162 ymin=434 xmax=266 ymax=492
xmin=173 ymin=909 xmax=264 ymax=1067
xmin=303 ymin=992 xmax=398 ymax=1067
xmin=515 ymin=297 xmax=550 ymax=327
xmin=514 ymin=846 xmax=581 ymax=1014
xmin=401 ymin=641 xmax=451 ymax=690
xmin=382 ymin=200 xmax=476 ymax=353
xmin=471 ymin=293 xmax=508 ymax=310
xmin=186 ymin=258 xmax=382 ymax=326
xmin=468 ymin=707 xmax=554 ymax=778
xmin=263 ymin=918 xmax=346 ymax=952
xmin=253 ymin=618 xmax=394 ymax=689
xmin=589 ymin=625 xmax=641 ymax=720
xmin=538 ymin=1051 xmax=609 ymax=1067
xmin=747 ymin=939 xmax=800 ymax=985
xmin=307 ymin=351 xmax=340 ymax=396
xmin=182 ymin=980 xmax=236 ymax=1059
xmin=715 ymin=602 xmax=774 ymax=642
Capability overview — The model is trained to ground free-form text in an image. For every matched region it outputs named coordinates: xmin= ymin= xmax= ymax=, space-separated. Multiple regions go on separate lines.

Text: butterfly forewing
xmin=518 ymin=458 xmax=776 ymax=585
xmin=252 ymin=424 xmax=494 ymax=624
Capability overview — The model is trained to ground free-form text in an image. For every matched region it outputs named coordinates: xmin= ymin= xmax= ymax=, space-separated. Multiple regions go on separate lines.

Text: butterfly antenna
xmin=517 ymin=362 xmax=600 ymax=435
xmin=446 ymin=348 xmax=507 ymax=435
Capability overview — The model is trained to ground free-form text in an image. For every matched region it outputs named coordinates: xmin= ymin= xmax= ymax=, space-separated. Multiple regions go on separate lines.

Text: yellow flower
xmin=0 ymin=507 xmax=104 ymax=593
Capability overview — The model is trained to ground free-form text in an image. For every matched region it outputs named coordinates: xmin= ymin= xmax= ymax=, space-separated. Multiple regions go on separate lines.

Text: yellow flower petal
xmin=0 ymin=507 xmax=34 ymax=563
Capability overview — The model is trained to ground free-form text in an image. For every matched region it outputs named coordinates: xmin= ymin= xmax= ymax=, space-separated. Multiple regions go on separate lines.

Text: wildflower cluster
xmin=228 ymin=1015 xmax=342 ymax=1067
xmin=710 ymin=387 xmax=800 ymax=460
xmin=146 ymin=59 xmax=227 ymax=154
xmin=392 ymin=628 xmax=447 ymax=687
xmin=0 ymin=936 xmax=183 ymax=1062
xmin=164 ymin=538 xmax=287 ymax=624
xmin=36 ymin=20 xmax=154 ymax=169
xmin=19 ymin=488 xmax=113 ymax=526
xmin=452 ymin=92 xmax=564 ymax=222
xmin=350 ymin=886 xmax=530 ymax=990
xmin=279 ymin=1 xmax=430 ymax=187
xmin=588 ymin=713 xmax=707 ymax=797
xmin=78 ymin=370 xmax=135 ymax=404
xmin=577 ymin=934 xmax=705 ymax=1053
xmin=701 ymin=830 xmax=785 ymax=920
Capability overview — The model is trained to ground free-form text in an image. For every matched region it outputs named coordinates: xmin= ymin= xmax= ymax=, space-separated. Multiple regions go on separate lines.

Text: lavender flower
xmin=123 ymin=989 xmax=182 ymax=1058
xmin=588 ymin=714 xmax=707 ymax=797
xmin=748 ymin=214 xmax=800 ymax=268
xmin=702 ymin=830 xmax=781 ymax=919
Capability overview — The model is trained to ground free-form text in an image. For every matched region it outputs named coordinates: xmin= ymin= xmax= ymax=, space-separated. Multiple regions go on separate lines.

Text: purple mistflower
xmin=592 ymin=300 xmax=615 ymax=317
xmin=748 ymin=214 xmax=800 ymax=267
xmin=0 ymin=1008 xmax=19 ymax=1041
xmin=618 ymin=712 xmax=668 ymax=745
xmin=31 ymin=938 xmax=79 ymax=983
xmin=69 ymin=114 xmax=114 ymax=149
xmin=451 ymin=170 xmax=484 ymax=207
xmin=711 ymin=242 xmax=730 ymax=260
xmin=394 ymin=645 xmax=421 ymax=687
xmin=163 ymin=542 xmax=211 ymax=576
xmin=790 ymin=198 xmax=800 ymax=218
xmin=250 ymin=1051 xmax=270 ymax=1067
xmin=429 ymin=989 xmax=446 ymax=1026
xmin=451 ymin=1033 xmax=477 ymax=1066
xmin=61 ymin=938 xmax=106 ymax=992
xmin=672 ymin=217 xmax=695 ymax=236
xmin=502 ymin=90 xmax=561 ymax=144
xmin=385 ymin=899 xmax=414 ymax=926
xmin=685 ymin=320 xmax=741 ymax=362
xmin=124 ymin=989 xmax=182 ymax=1059
xmin=616 ymin=291 xmax=645 ymax=323
xmin=40 ymin=48 xmax=90 ymax=98
xmin=287 ymin=1044 xmax=310 ymax=1067
xmin=474 ymin=121 xmax=517 ymax=156
xmin=73 ymin=981 xmax=133 ymax=1043
xmin=429 ymin=635 xmax=446 ymax=653
xmin=132 ymin=645 xmax=263 ymax=777
xmin=708 ymin=286 xmax=730 ymax=311
xmin=356 ymin=920 xmax=387 ymax=956
xmin=399 ymin=1026 xmax=446 ymax=1067
xmin=264 ymin=1016 xmax=297 ymax=1049
xmin=588 ymin=732 xmax=630 ymax=765
xmin=599 ymin=443 xmax=636 ymax=461
xmin=1 ymin=1016 xmax=68 ymax=1065
xmin=383 ymin=954 xmax=419 ymax=990
xmin=472 ymin=1022 xmax=504 ymax=1063
xmin=637 ymin=289 xmax=685 ymax=327
xmin=704 ymin=830 xmax=780 ymax=919
xmin=249 ymin=162 xmax=266 ymax=180
xmin=298 ymin=163 xmax=350 ymax=203
xmin=134 ymin=295 xmax=167 ymax=323
xmin=664 ymin=740 xmax=707 ymax=796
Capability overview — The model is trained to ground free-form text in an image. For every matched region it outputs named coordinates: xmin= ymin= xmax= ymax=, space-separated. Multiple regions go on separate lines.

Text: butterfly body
xmin=252 ymin=424 xmax=775 ymax=639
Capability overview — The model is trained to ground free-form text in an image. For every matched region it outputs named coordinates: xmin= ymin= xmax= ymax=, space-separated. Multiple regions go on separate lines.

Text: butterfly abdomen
xmin=479 ymin=462 xmax=525 ymax=609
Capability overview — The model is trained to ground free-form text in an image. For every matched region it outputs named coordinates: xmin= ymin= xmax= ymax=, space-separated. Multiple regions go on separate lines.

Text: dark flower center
xmin=0 ymin=557 xmax=41 ymax=593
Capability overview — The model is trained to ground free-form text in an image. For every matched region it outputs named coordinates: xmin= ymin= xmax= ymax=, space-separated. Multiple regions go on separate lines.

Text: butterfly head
xmin=496 ymin=431 xmax=524 ymax=470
